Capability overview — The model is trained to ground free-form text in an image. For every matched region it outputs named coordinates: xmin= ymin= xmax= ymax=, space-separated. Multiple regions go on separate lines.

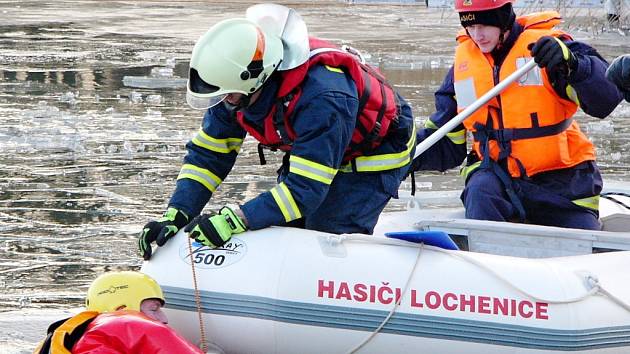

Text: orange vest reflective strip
xmin=453 ymin=11 xmax=595 ymax=178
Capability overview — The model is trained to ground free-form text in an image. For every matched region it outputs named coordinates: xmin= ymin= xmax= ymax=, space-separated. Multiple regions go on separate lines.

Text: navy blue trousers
xmin=282 ymin=164 xmax=409 ymax=235
xmin=461 ymin=161 xmax=602 ymax=230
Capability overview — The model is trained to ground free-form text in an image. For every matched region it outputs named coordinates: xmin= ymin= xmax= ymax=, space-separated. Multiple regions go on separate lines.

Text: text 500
xmin=194 ymin=252 xmax=226 ymax=266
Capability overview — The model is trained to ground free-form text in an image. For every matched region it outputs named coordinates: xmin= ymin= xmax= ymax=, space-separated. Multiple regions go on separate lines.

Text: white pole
xmin=413 ymin=59 xmax=538 ymax=159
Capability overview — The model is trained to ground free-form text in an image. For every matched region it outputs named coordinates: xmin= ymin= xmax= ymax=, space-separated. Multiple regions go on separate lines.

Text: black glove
xmin=138 ymin=207 xmax=189 ymax=260
xmin=185 ymin=207 xmax=247 ymax=248
xmin=606 ymin=55 xmax=630 ymax=102
xmin=529 ymin=36 xmax=577 ymax=75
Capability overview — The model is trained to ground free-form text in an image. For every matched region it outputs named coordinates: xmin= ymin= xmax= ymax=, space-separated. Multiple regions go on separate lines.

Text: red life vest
xmin=236 ymin=37 xmax=400 ymax=162
xmin=34 ymin=310 xmax=204 ymax=354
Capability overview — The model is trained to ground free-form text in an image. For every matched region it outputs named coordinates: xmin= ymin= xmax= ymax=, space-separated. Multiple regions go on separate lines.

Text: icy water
xmin=1 ymin=0 xmax=629 ymax=351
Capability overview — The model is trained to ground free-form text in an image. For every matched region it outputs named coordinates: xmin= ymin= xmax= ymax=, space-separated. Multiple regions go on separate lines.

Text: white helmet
xmin=186 ymin=18 xmax=284 ymax=110
xmin=246 ymin=3 xmax=309 ymax=71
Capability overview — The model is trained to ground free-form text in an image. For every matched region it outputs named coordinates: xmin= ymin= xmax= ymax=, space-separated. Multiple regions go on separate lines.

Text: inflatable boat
xmin=375 ymin=186 xmax=630 ymax=258
xmin=142 ymin=219 xmax=630 ymax=353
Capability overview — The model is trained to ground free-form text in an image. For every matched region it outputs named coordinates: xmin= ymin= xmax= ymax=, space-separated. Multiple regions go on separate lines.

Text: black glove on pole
xmin=529 ymin=36 xmax=577 ymax=75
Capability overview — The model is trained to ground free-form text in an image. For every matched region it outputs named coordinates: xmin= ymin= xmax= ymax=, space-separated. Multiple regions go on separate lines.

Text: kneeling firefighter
xmin=138 ymin=3 xmax=416 ymax=259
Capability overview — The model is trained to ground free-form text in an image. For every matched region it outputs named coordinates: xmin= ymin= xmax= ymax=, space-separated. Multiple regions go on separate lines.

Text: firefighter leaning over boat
xmin=35 ymin=271 xmax=203 ymax=354
xmin=607 ymin=54 xmax=630 ymax=103
xmin=410 ymin=0 xmax=624 ymax=230
xmin=138 ymin=4 xmax=415 ymax=258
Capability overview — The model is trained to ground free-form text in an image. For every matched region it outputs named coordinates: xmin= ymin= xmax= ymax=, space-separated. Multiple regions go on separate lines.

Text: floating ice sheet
xmin=122 ymin=75 xmax=187 ymax=89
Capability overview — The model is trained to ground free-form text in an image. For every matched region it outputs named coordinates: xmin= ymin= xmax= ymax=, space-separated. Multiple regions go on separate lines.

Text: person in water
xmin=410 ymin=0 xmax=623 ymax=230
xmin=138 ymin=3 xmax=416 ymax=259
xmin=607 ymin=54 xmax=630 ymax=102
xmin=35 ymin=271 xmax=204 ymax=354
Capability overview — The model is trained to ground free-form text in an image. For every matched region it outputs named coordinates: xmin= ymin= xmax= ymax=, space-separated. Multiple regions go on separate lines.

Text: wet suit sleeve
xmin=72 ymin=312 xmax=204 ymax=354
xmin=550 ymin=39 xmax=623 ymax=118
xmin=168 ymin=104 xmax=246 ymax=218
xmin=241 ymin=66 xmax=358 ymax=230
xmin=412 ymin=66 xmax=468 ymax=172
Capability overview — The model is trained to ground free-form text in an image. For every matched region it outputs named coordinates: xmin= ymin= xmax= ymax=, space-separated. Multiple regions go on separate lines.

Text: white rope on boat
xmin=598 ymin=285 xmax=630 ymax=312
xmin=437 ymin=249 xmax=630 ymax=311
xmin=337 ymin=233 xmax=630 ymax=311
xmin=344 ymin=243 xmax=424 ymax=354
xmin=340 ymin=234 xmax=421 ymax=247
xmin=441 ymin=250 xmax=600 ymax=304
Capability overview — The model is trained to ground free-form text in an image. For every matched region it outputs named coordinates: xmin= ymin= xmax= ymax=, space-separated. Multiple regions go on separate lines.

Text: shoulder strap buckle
xmin=341 ymin=44 xmax=366 ymax=64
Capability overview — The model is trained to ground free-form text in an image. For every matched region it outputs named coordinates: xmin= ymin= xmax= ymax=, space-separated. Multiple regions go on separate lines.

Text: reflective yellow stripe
xmin=554 ymin=37 xmax=570 ymax=60
xmin=425 ymin=119 xmax=465 ymax=144
xmin=573 ymin=195 xmax=600 ymax=211
xmin=192 ymin=129 xmax=243 ymax=154
xmin=566 ymin=85 xmax=580 ymax=106
xmin=447 ymin=130 xmax=466 ymax=145
xmin=270 ymin=182 xmax=302 ymax=222
xmin=348 ymin=123 xmax=417 ymax=172
xmin=289 ymin=155 xmax=337 ymax=185
xmin=325 ymin=65 xmax=343 ymax=73
xmin=460 ymin=160 xmax=482 ymax=179
xmin=424 ymin=119 xmax=439 ymax=129
xmin=177 ymin=164 xmax=222 ymax=192
xmin=338 ymin=164 xmax=353 ymax=173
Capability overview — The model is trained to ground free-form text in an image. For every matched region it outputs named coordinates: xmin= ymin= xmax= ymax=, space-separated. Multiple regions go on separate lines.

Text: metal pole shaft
xmin=413 ymin=59 xmax=538 ymax=159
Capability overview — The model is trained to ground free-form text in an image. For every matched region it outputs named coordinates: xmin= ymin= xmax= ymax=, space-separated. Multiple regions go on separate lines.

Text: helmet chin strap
xmin=492 ymin=25 xmax=511 ymax=54
xmin=495 ymin=12 xmax=514 ymax=52
xmin=223 ymin=94 xmax=252 ymax=113
xmin=496 ymin=31 xmax=506 ymax=50
xmin=223 ymin=70 xmax=278 ymax=113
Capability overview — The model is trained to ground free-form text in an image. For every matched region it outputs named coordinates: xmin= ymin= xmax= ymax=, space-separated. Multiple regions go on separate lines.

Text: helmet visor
xmin=186 ymin=68 xmax=229 ymax=110
xmin=186 ymin=91 xmax=227 ymax=110
xmin=186 ymin=67 xmax=247 ymax=110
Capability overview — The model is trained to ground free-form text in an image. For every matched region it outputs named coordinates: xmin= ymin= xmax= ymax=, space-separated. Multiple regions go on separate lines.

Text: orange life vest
xmin=33 ymin=311 xmax=99 ymax=354
xmin=453 ymin=11 xmax=595 ymax=177
xmin=236 ymin=37 xmax=400 ymax=163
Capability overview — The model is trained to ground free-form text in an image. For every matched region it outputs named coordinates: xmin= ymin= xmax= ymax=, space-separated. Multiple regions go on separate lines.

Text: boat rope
xmin=596 ymin=282 xmax=630 ymax=312
xmin=187 ymin=237 xmax=208 ymax=353
xmin=601 ymin=192 xmax=630 ymax=211
xmin=338 ymin=234 xmax=630 ymax=312
xmin=429 ymin=246 xmax=630 ymax=311
xmin=344 ymin=244 xmax=424 ymax=354
xmin=441 ymin=250 xmax=600 ymax=303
